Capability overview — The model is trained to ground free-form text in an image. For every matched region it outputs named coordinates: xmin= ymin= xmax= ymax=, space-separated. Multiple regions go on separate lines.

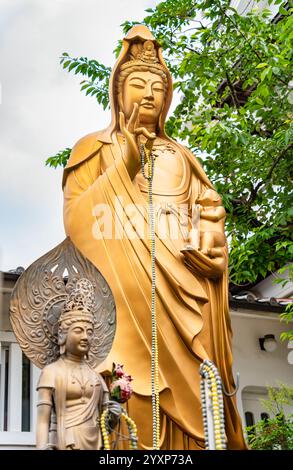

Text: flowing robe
xmin=63 ymin=131 xmax=246 ymax=449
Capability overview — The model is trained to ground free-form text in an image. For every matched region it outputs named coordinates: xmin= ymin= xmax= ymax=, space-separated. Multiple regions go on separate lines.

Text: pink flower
xmin=110 ymin=378 xmax=130 ymax=392
xmin=113 ymin=363 xmax=125 ymax=378
xmin=120 ymin=388 xmax=131 ymax=402
xmin=110 ymin=368 xmax=133 ymax=403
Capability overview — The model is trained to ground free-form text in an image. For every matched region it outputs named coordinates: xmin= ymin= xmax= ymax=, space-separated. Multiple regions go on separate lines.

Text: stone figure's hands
xmin=103 ymin=400 xmax=123 ymax=432
xmin=119 ymin=103 xmax=156 ymax=179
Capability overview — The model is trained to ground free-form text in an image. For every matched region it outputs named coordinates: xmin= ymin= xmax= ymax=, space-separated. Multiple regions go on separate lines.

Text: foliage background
xmin=246 ymin=383 xmax=293 ymax=450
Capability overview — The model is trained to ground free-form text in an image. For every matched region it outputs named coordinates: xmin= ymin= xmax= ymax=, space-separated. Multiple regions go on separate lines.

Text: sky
xmin=0 ymin=0 xmax=160 ymax=271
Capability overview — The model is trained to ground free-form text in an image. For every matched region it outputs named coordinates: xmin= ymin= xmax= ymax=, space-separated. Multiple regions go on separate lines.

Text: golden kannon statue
xmin=62 ymin=25 xmax=246 ymax=449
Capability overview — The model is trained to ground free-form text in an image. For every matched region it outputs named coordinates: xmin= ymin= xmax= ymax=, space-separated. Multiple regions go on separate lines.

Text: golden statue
xmin=63 ymin=25 xmax=246 ymax=449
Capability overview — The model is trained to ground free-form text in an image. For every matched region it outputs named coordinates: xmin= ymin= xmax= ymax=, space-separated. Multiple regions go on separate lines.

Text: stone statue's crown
xmin=59 ymin=278 xmax=96 ymax=324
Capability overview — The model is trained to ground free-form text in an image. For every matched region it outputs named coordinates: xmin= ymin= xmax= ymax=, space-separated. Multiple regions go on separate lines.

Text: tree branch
xmin=225 ymin=72 xmax=240 ymax=108
xmin=168 ymin=37 xmax=200 ymax=55
xmin=219 ymin=6 xmax=263 ymax=62
xmin=248 ymin=141 xmax=293 ymax=204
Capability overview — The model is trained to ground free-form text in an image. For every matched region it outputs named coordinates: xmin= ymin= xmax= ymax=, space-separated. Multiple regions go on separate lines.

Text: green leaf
xmin=258 ymin=84 xmax=269 ymax=97
xmin=279 ymin=5 xmax=289 ymax=15
xmin=260 ymin=66 xmax=272 ymax=81
xmin=255 ymin=97 xmax=264 ymax=105
xmin=45 ymin=148 xmax=71 ymax=168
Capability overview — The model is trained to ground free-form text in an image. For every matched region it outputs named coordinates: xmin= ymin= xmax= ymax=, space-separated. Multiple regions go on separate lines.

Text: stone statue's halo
xmin=10 ymin=238 xmax=116 ymax=369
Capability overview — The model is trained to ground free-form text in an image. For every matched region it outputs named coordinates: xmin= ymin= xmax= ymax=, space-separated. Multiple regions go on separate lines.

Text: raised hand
xmin=119 ymin=103 xmax=156 ymax=179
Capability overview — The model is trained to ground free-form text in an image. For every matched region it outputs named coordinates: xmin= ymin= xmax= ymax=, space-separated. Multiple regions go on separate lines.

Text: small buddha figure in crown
xmin=138 ymin=40 xmax=158 ymax=63
xmin=36 ymin=279 xmax=120 ymax=450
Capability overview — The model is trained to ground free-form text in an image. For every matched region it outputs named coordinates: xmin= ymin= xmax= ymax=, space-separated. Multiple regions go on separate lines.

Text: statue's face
xmin=198 ymin=189 xmax=222 ymax=206
xmin=65 ymin=320 xmax=94 ymax=357
xmin=121 ymin=70 xmax=165 ymax=125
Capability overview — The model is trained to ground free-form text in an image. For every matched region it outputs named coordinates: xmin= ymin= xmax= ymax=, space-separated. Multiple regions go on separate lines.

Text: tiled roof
xmin=2 ymin=271 xmax=291 ymax=314
xmin=229 ymin=291 xmax=291 ymax=313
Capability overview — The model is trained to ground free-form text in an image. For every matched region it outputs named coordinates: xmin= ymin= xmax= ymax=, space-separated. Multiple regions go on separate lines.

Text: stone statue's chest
xmin=66 ymin=365 xmax=98 ymax=402
xmin=136 ymin=143 xmax=189 ymax=196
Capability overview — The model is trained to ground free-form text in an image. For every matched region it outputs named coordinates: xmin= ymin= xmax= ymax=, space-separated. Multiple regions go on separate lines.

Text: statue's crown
xmin=130 ymin=40 xmax=159 ymax=64
xmin=120 ymin=39 xmax=165 ymax=73
xmin=59 ymin=278 xmax=96 ymax=324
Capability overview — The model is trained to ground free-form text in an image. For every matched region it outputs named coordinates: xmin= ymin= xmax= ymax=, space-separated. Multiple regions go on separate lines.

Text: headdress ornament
xmin=59 ymin=278 xmax=96 ymax=325
xmin=119 ymin=39 xmax=165 ymax=73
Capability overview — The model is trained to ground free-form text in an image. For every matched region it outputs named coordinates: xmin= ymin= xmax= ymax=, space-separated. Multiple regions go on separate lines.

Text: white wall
xmin=231 ymin=308 xmax=293 ymax=423
xmin=0 ymin=331 xmax=40 ymax=449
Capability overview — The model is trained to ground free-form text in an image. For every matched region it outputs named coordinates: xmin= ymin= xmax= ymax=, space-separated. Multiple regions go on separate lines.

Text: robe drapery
xmin=62 ymin=24 xmax=246 ymax=449
xmin=63 ymin=135 xmax=246 ymax=449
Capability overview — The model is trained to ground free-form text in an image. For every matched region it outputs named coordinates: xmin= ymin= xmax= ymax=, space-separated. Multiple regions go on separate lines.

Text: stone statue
xmin=62 ymin=25 xmax=246 ymax=449
xmin=36 ymin=278 xmax=113 ymax=450
xmin=10 ymin=239 xmax=118 ymax=450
